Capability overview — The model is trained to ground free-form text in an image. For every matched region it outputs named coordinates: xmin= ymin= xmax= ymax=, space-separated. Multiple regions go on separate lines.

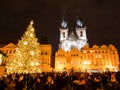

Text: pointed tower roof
xmin=76 ymin=16 xmax=85 ymax=28
xmin=77 ymin=18 xmax=83 ymax=27
xmin=61 ymin=19 xmax=67 ymax=29
xmin=68 ymin=31 xmax=77 ymax=41
xmin=60 ymin=10 xmax=68 ymax=29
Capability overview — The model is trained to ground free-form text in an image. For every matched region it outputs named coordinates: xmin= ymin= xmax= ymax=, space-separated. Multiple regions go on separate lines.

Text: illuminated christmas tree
xmin=6 ymin=21 xmax=41 ymax=74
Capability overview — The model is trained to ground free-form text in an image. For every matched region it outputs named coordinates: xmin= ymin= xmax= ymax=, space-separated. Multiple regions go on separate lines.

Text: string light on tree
xmin=6 ymin=20 xmax=41 ymax=74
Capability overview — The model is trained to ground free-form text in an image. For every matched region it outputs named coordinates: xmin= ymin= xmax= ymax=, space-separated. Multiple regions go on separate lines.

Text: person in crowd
xmin=108 ymin=73 xmax=120 ymax=90
xmin=15 ymin=75 xmax=25 ymax=90
xmin=44 ymin=76 xmax=56 ymax=90
xmin=0 ymin=75 xmax=5 ymax=90
xmin=73 ymin=75 xmax=86 ymax=90
xmin=0 ymin=71 xmax=120 ymax=90
xmin=33 ymin=77 xmax=45 ymax=90
xmin=116 ymin=71 xmax=120 ymax=84
xmin=5 ymin=74 xmax=17 ymax=90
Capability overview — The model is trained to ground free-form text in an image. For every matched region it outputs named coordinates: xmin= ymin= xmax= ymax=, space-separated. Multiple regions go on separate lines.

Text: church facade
xmin=59 ymin=18 xmax=88 ymax=51
xmin=55 ymin=18 xmax=119 ymax=72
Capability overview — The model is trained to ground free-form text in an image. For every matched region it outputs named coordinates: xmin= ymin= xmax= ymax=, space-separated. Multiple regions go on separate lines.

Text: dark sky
xmin=0 ymin=0 xmax=120 ymax=54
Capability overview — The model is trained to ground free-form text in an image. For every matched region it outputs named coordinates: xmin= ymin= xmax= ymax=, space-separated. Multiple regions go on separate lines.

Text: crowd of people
xmin=0 ymin=71 xmax=120 ymax=90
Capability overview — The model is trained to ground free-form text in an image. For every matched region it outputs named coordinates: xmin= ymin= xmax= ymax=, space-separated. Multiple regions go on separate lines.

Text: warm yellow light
xmin=18 ymin=62 xmax=23 ymax=66
xmin=23 ymin=41 xmax=28 ymax=45
xmin=30 ymin=62 xmax=34 ymax=66
xmin=31 ymin=28 xmax=34 ymax=31
xmin=83 ymin=61 xmax=90 ymax=65
xmin=30 ymin=33 xmax=33 ymax=37
xmin=0 ymin=54 xmax=2 ymax=65
xmin=90 ymin=50 xmax=93 ymax=53
xmin=35 ymin=62 xmax=39 ymax=66
xmin=30 ymin=20 xmax=34 ymax=25
xmin=30 ymin=51 xmax=34 ymax=55
xmin=83 ymin=50 xmax=86 ymax=53
xmin=10 ymin=67 xmax=13 ymax=70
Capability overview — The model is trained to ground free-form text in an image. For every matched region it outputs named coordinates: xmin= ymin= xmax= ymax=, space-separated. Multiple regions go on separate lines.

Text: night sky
xmin=0 ymin=0 xmax=120 ymax=54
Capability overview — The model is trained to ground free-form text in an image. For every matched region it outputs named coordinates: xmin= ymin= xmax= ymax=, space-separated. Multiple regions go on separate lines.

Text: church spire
xmin=60 ymin=10 xmax=68 ymax=29
xmin=76 ymin=16 xmax=84 ymax=28
xmin=61 ymin=19 xmax=67 ymax=29
xmin=77 ymin=18 xmax=83 ymax=27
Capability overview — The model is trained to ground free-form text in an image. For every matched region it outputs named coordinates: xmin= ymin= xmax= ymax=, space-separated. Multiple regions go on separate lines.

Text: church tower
xmin=59 ymin=16 xmax=88 ymax=51
xmin=76 ymin=18 xmax=88 ymax=50
xmin=59 ymin=19 xmax=68 ymax=48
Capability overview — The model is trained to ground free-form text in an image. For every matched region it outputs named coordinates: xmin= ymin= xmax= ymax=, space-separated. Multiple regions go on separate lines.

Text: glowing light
xmin=35 ymin=62 xmax=39 ymax=66
xmin=0 ymin=54 xmax=2 ymax=65
xmin=31 ymin=28 xmax=34 ymax=31
xmin=83 ymin=61 xmax=91 ymax=65
xmin=23 ymin=41 xmax=28 ymax=45
xmin=30 ymin=51 xmax=34 ymax=55
xmin=6 ymin=20 xmax=41 ymax=74
xmin=30 ymin=62 xmax=34 ymax=66
xmin=30 ymin=33 xmax=33 ymax=37
xmin=30 ymin=20 xmax=34 ymax=25
xmin=83 ymin=51 xmax=86 ymax=53
xmin=18 ymin=62 xmax=23 ymax=66
xmin=90 ymin=50 xmax=93 ymax=53
xmin=57 ymin=64 xmax=64 ymax=69
xmin=56 ymin=61 xmax=64 ymax=71
xmin=96 ymin=54 xmax=101 ymax=58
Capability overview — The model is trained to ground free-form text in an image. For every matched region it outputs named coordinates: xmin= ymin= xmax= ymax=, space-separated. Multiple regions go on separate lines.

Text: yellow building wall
xmin=55 ymin=44 xmax=119 ymax=72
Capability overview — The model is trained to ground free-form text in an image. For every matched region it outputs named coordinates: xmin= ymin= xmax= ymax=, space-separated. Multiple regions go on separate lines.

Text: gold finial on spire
xmin=30 ymin=20 xmax=34 ymax=25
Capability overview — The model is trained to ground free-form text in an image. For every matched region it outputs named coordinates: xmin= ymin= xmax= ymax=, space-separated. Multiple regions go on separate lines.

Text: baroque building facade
xmin=55 ymin=44 xmax=119 ymax=72
xmin=0 ymin=43 xmax=52 ymax=73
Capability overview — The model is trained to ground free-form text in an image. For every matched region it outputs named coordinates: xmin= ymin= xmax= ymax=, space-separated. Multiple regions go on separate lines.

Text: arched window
xmin=62 ymin=32 xmax=65 ymax=38
xmin=80 ymin=31 xmax=83 ymax=37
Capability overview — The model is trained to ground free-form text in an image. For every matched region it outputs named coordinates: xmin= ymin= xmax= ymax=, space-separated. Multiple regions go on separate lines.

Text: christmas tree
xmin=6 ymin=21 xmax=41 ymax=74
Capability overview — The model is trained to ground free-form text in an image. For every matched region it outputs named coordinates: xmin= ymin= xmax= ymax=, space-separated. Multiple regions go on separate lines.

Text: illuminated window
xmin=80 ymin=31 xmax=83 ymax=37
xmin=90 ymin=50 xmax=93 ymax=53
xmin=71 ymin=61 xmax=74 ymax=64
xmin=96 ymin=54 xmax=101 ymax=58
xmin=62 ymin=32 xmax=65 ymax=38
xmin=83 ymin=50 xmax=86 ymax=53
